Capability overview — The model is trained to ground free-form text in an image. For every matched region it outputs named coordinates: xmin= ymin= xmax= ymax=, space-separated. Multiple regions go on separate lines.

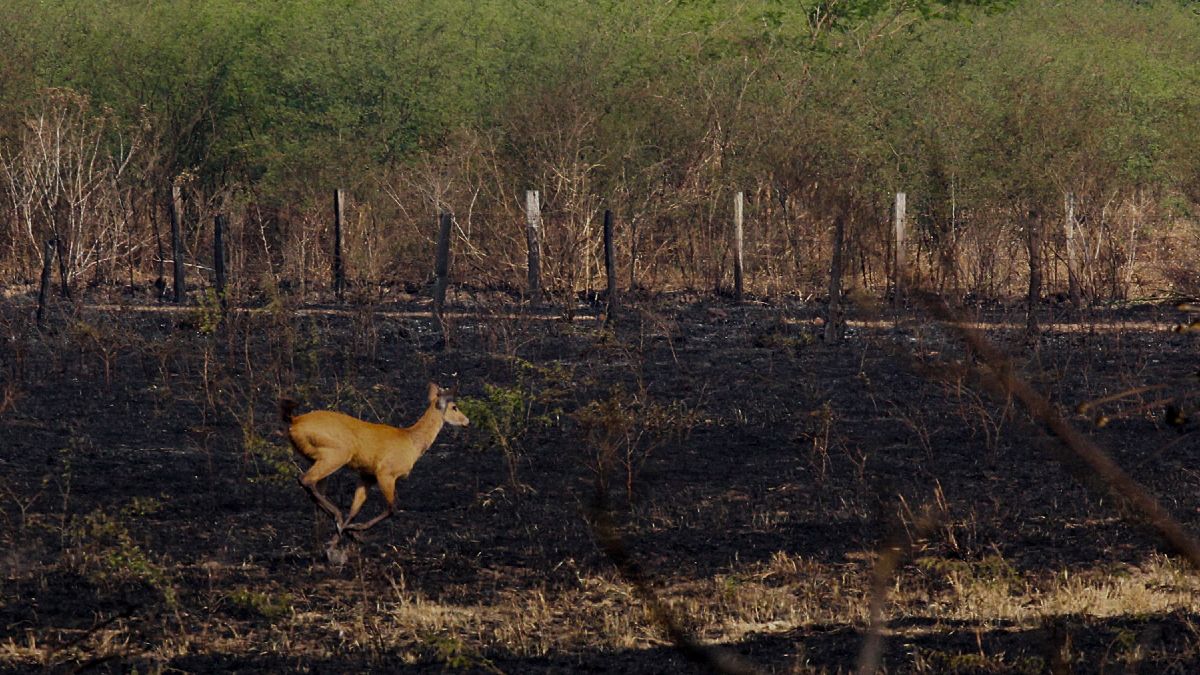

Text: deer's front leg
xmin=343 ymin=474 xmax=398 ymax=534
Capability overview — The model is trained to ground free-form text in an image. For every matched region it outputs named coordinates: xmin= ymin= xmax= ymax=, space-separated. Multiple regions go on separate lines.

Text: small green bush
xmin=457 ymin=358 xmax=571 ymax=491
xmin=226 ymin=588 xmax=293 ymax=620
xmin=65 ymin=499 xmax=176 ymax=606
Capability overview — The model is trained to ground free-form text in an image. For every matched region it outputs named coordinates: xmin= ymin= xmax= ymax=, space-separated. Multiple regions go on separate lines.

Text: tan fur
xmin=284 ymin=382 xmax=469 ymax=539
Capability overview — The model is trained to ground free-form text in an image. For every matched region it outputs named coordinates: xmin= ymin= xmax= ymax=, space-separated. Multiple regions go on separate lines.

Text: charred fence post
xmin=433 ymin=211 xmax=453 ymax=340
xmin=170 ymin=184 xmax=185 ymax=303
xmin=604 ymin=209 xmax=617 ymax=324
xmin=36 ymin=239 xmax=55 ymax=328
xmin=214 ymin=214 xmax=228 ymax=311
xmin=825 ymin=210 xmax=846 ymax=342
xmin=152 ymin=202 xmax=166 ymax=301
xmin=334 ymin=188 xmax=346 ymax=302
xmin=54 ymin=236 xmax=70 ymax=300
xmin=630 ymin=214 xmax=639 ymax=292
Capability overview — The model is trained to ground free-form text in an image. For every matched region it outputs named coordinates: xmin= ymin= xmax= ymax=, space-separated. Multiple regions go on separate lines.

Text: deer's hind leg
xmin=298 ymin=456 xmax=350 ymax=530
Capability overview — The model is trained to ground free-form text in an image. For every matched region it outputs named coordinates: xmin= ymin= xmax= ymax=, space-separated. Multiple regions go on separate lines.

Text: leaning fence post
xmin=526 ymin=190 xmax=541 ymax=300
xmin=433 ymin=211 xmax=453 ymax=333
xmin=734 ymin=191 xmax=745 ymax=304
xmin=171 ymin=184 xmax=186 ymax=303
xmin=214 ymin=214 xmax=228 ymax=310
xmin=893 ymin=191 xmax=906 ymax=305
xmin=36 ymin=239 xmax=55 ymax=327
xmin=604 ymin=209 xmax=617 ymax=323
xmin=333 ymin=189 xmax=346 ymax=302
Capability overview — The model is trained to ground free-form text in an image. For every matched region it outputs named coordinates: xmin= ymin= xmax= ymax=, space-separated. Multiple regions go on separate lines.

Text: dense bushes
xmin=1 ymin=0 xmax=1198 ymax=302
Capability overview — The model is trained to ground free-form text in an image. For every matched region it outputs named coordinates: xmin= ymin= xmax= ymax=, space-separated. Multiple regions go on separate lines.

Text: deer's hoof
xmin=325 ymin=541 xmax=349 ymax=566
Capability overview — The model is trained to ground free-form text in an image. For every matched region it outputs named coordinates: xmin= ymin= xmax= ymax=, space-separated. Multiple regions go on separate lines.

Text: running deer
xmin=280 ymin=383 xmax=469 ymax=542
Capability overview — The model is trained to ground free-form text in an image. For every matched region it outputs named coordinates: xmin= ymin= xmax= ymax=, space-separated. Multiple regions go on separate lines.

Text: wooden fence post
xmin=214 ymin=214 xmax=228 ymax=310
xmin=734 ymin=191 xmax=745 ymax=304
xmin=333 ymin=189 xmax=346 ymax=302
xmin=36 ymin=239 xmax=54 ymax=327
xmin=825 ymin=211 xmax=846 ymax=342
xmin=604 ymin=209 xmax=617 ymax=323
xmin=1065 ymin=192 xmax=1080 ymax=310
xmin=526 ymin=190 xmax=541 ymax=300
xmin=433 ymin=211 xmax=453 ymax=326
xmin=171 ymin=184 xmax=185 ymax=303
xmin=893 ymin=191 xmax=906 ymax=305
xmin=152 ymin=204 xmax=166 ymax=301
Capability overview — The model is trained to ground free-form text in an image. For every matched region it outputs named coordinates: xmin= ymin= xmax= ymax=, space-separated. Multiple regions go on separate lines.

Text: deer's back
xmin=288 ymin=410 xmax=400 ymax=473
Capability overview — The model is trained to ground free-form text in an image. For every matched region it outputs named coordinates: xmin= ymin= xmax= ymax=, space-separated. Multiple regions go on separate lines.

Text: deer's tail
xmin=279 ymin=398 xmax=300 ymax=425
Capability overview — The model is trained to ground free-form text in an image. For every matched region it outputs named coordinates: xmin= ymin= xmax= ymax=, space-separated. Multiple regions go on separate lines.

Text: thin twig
xmin=917 ymin=291 xmax=1200 ymax=570
xmin=855 ymin=509 xmax=940 ymax=675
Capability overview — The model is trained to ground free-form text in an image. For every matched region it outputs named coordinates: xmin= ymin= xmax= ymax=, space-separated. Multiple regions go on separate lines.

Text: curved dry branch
xmin=916 ymin=290 xmax=1200 ymax=571
xmin=587 ymin=490 xmax=763 ymax=675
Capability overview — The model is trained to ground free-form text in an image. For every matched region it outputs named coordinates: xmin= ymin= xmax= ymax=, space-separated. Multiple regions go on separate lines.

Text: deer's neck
xmin=405 ymin=403 xmax=445 ymax=458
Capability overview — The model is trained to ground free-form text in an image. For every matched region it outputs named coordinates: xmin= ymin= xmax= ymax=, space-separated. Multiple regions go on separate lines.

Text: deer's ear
xmin=428 ymin=382 xmax=440 ymax=403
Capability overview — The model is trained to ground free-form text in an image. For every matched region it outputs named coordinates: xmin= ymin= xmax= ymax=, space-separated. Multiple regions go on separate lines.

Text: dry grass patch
xmin=904 ymin=553 xmax=1200 ymax=626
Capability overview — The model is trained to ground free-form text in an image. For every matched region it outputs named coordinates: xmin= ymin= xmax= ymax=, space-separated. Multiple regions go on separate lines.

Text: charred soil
xmin=1 ymin=294 xmax=1198 ymax=673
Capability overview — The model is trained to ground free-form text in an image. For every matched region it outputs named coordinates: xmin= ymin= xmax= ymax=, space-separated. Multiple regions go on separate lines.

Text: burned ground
xmin=1 ymin=293 xmax=1198 ymax=673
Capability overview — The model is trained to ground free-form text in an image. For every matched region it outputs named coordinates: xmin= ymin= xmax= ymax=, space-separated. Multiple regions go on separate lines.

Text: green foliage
xmin=193 ymin=289 xmax=224 ymax=335
xmin=0 ymin=0 xmax=999 ymax=194
xmin=66 ymin=498 xmax=176 ymax=606
xmin=244 ymin=430 xmax=299 ymax=486
xmin=458 ymin=384 xmax=528 ymax=452
xmin=833 ymin=0 xmax=1200 ymax=203
xmin=457 ymin=358 xmax=571 ymax=490
xmin=226 ymin=588 xmax=293 ymax=620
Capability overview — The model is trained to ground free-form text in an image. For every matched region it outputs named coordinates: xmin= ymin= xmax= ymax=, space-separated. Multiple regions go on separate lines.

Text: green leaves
xmin=4 ymin=0 xmax=1198 ymax=220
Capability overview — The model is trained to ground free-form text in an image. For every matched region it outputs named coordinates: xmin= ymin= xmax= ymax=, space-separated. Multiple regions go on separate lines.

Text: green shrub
xmin=65 ymin=498 xmax=176 ymax=606
xmin=457 ymin=358 xmax=571 ymax=491
xmin=244 ymin=429 xmax=299 ymax=486
xmin=226 ymin=588 xmax=293 ymax=620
